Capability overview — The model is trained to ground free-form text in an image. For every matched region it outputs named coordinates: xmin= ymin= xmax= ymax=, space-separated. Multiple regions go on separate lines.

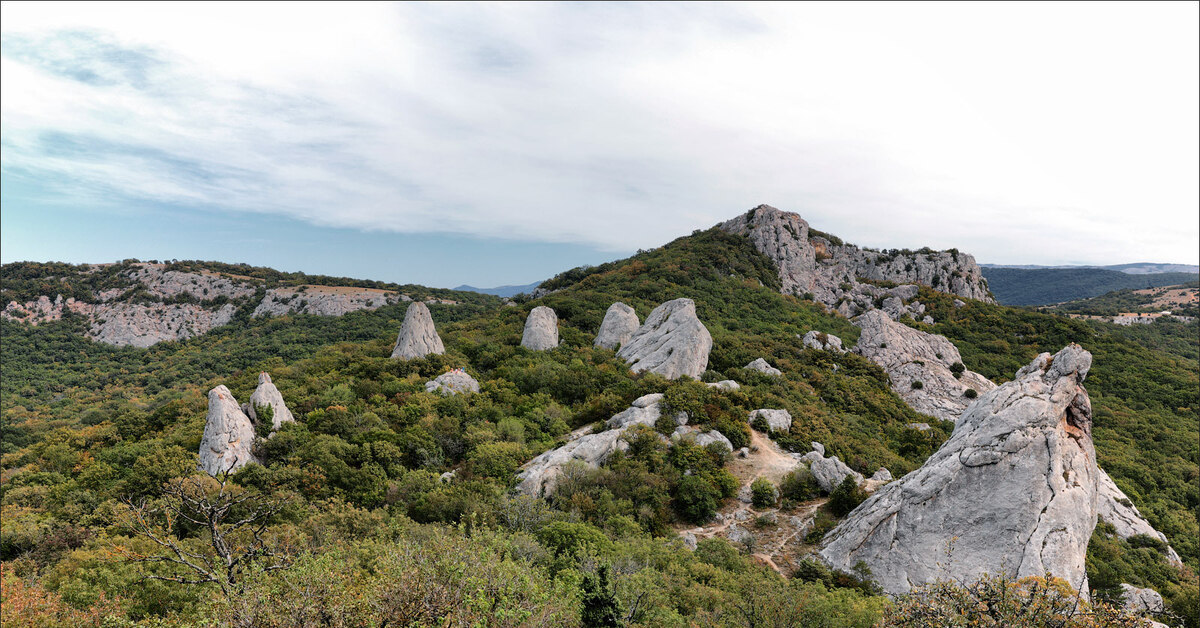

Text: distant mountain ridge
xmin=981 ymin=267 xmax=1199 ymax=306
xmin=453 ymin=282 xmax=542 ymax=297
xmin=981 ymin=262 xmax=1199 ymax=275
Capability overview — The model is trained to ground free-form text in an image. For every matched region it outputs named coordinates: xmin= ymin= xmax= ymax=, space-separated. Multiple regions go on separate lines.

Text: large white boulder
xmin=521 ymin=306 xmax=559 ymax=351
xmin=390 ymin=302 xmax=445 ymax=360
xmin=594 ymin=302 xmax=640 ymax=350
xmin=198 ymin=385 xmax=258 ymax=476
xmin=617 ymin=298 xmax=712 ymax=380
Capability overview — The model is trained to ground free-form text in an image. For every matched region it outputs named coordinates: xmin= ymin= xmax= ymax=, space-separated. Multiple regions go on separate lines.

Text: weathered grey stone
xmin=255 ymin=286 xmax=403 ymax=318
xmin=692 ymin=430 xmax=733 ymax=451
xmin=718 ymin=205 xmax=992 ymax=315
xmin=853 ymin=309 xmax=995 ymax=422
xmin=516 ymin=429 xmax=628 ymax=496
xmin=521 ymin=306 xmax=559 ymax=351
xmin=681 ymin=532 xmax=697 ymax=551
xmin=1098 ymin=470 xmax=1182 ymax=564
xmin=631 ymin=393 xmax=663 ymax=408
xmin=801 ymin=448 xmax=864 ymax=493
xmin=811 ymin=442 xmax=826 ymax=456
xmin=617 ymin=298 xmax=712 ymax=379
xmin=745 ymin=358 xmax=782 ymax=376
xmin=706 ymin=380 xmax=740 ymax=391
xmin=870 ymin=468 xmax=893 ymax=482
xmin=889 ymin=285 xmax=920 ymax=301
xmin=953 ymin=299 xmax=966 ymax=308
xmin=727 ymin=525 xmax=753 ymax=545
xmin=819 ymin=345 xmax=1100 ymax=596
xmin=245 ymin=372 xmax=295 ymax=431
xmin=1120 ymin=583 xmax=1165 ymax=616
xmin=594 ymin=302 xmax=639 ymax=350
xmin=801 ymin=330 xmax=844 ymax=352
xmin=922 ymin=315 xmax=934 ymax=325
xmin=390 ymin=302 xmax=445 ymax=360
xmin=425 ymin=369 xmax=480 ymax=395
xmin=749 ymin=409 xmax=792 ymax=433
xmin=906 ymin=422 xmax=931 ymax=432
xmin=606 ymin=402 xmax=662 ymax=429
xmin=198 ymin=386 xmax=258 ymax=475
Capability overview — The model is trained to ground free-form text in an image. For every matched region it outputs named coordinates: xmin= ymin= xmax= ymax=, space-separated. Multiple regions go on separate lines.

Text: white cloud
xmin=2 ymin=1 xmax=1197 ymax=263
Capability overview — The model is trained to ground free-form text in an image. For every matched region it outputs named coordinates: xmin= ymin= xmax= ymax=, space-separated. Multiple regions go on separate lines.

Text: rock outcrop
xmin=853 ymin=309 xmax=995 ymax=422
xmin=198 ymin=386 xmax=258 ymax=475
xmin=799 ymin=444 xmax=864 ymax=493
xmin=819 ymin=345 xmax=1099 ymax=596
xmin=801 ymin=330 xmax=845 ymax=352
xmin=594 ymin=302 xmax=640 ymax=350
xmin=390 ymin=302 xmax=445 ymax=360
xmin=521 ymin=306 xmax=559 ymax=351
xmin=244 ymin=372 xmax=295 ymax=431
xmin=719 ymin=205 xmax=991 ymax=315
xmin=749 ymin=409 xmax=792 ymax=433
xmin=617 ymin=298 xmax=712 ymax=379
xmin=1097 ymin=470 xmax=1183 ymax=564
xmin=1119 ymin=583 xmax=1165 ymax=616
xmin=254 ymin=285 xmax=406 ymax=318
xmin=744 ymin=358 xmax=782 ymax=376
xmin=425 ymin=369 xmax=480 ymax=395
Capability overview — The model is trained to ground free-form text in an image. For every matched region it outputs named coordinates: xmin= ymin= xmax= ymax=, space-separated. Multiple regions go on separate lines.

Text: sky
xmin=2 ymin=2 xmax=1197 ymax=288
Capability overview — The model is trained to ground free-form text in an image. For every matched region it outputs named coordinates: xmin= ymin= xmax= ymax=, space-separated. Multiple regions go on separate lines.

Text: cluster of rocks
xmin=617 ymin=298 xmax=712 ymax=379
xmin=797 ymin=442 xmax=866 ymax=493
xmin=718 ymin=205 xmax=991 ymax=317
xmin=198 ymin=372 xmax=295 ymax=475
xmin=744 ymin=358 xmax=782 ymax=376
xmin=800 ymin=330 xmax=844 ymax=352
xmin=853 ymin=309 xmax=995 ymax=422
xmin=820 ymin=346 xmax=1100 ymax=596
xmin=425 ymin=369 xmax=481 ymax=395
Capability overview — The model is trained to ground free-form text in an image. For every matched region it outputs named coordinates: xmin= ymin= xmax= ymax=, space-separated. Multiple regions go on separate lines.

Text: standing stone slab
xmin=617 ymin=298 xmax=712 ymax=380
xmin=390 ymin=302 xmax=445 ymax=360
xmin=594 ymin=302 xmax=640 ymax=350
xmin=819 ymin=345 xmax=1100 ymax=596
xmin=521 ymin=306 xmax=559 ymax=351
xmin=198 ymin=385 xmax=258 ymax=476
xmin=245 ymin=372 xmax=295 ymax=431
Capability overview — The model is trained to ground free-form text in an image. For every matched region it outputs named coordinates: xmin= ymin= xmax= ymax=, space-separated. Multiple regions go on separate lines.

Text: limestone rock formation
xmin=671 ymin=427 xmax=734 ymax=451
xmin=870 ymin=467 xmax=893 ymax=482
xmin=749 ymin=409 xmax=792 ymax=433
xmin=818 ymin=345 xmax=1100 ymax=596
xmin=517 ymin=428 xmax=628 ymax=496
xmin=425 ymin=369 xmax=480 ymax=395
xmin=521 ymin=306 xmax=559 ymax=351
xmin=706 ymin=380 xmax=740 ymax=391
xmin=594 ymin=302 xmax=639 ymax=350
xmin=853 ymin=309 xmax=995 ymax=422
xmin=800 ymin=444 xmax=864 ymax=493
xmin=245 ymin=372 xmax=295 ymax=431
xmin=254 ymin=286 xmax=405 ymax=318
xmin=801 ymin=331 xmax=844 ymax=352
xmin=1119 ymin=583 xmax=1165 ymax=616
xmin=390 ymin=302 xmax=446 ymax=360
xmin=1097 ymin=470 xmax=1183 ymax=564
xmin=718 ymin=205 xmax=992 ymax=315
xmin=198 ymin=386 xmax=258 ymax=475
xmin=617 ymin=298 xmax=712 ymax=379
xmin=744 ymin=358 xmax=782 ymax=376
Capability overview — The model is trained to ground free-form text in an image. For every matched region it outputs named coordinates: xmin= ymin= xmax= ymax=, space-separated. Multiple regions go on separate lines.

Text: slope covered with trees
xmin=981 ymin=267 xmax=1198 ymax=306
xmin=2 ymin=228 xmax=1195 ymax=626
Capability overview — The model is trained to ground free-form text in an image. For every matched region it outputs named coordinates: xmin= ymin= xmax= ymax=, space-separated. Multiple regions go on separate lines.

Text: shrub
xmin=780 ymin=468 xmax=821 ymax=502
xmin=751 ymin=477 xmax=778 ymax=508
xmin=675 ymin=475 xmax=719 ymax=523
xmin=964 ymin=388 xmax=978 ymax=399
xmin=829 ymin=476 xmax=867 ymax=516
xmin=910 ymin=381 xmax=924 ymax=390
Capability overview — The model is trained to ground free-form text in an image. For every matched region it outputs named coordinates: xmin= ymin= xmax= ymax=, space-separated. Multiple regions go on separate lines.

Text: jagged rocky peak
xmin=718 ymin=204 xmax=992 ymax=314
xmin=594 ymin=302 xmax=640 ymax=350
xmin=198 ymin=385 xmax=258 ymax=476
xmin=521 ymin=306 xmax=559 ymax=351
xmin=390 ymin=302 xmax=446 ymax=360
xmin=853 ymin=309 xmax=995 ymax=422
xmin=819 ymin=345 xmax=1099 ymax=596
xmin=245 ymin=372 xmax=295 ymax=431
xmin=617 ymin=298 xmax=712 ymax=380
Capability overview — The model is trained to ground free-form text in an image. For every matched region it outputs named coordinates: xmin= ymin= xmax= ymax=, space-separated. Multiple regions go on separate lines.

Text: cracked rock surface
xmin=594 ymin=302 xmax=639 ymax=350
xmin=245 ymin=372 xmax=295 ymax=431
xmin=819 ymin=345 xmax=1100 ymax=596
xmin=390 ymin=302 xmax=445 ymax=360
xmin=198 ymin=385 xmax=258 ymax=476
xmin=617 ymin=298 xmax=711 ymax=379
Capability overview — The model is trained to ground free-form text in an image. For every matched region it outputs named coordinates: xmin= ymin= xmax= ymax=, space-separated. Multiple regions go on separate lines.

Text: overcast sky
xmin=2 ymin=2 xmax=1197 ymax=287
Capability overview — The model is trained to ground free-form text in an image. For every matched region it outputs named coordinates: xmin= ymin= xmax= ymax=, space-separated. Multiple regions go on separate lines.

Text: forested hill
xmin=981 ymin=266 xmax=1199 ymax=306
xmin=1 ymin=225 xmax=1196 ymax=626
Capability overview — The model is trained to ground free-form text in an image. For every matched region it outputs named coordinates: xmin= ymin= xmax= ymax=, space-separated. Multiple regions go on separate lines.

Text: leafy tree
xmin=580 ymin=563 xmax=622 ymax=628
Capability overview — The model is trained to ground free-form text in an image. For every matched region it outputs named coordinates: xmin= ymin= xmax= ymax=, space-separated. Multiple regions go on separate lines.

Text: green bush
xmin=829 ymin=476 xmax=867 ymax=516
xmin=780 ymin=467 xmax=821 ymax=502
xmin=751 ymin=477 xmax=778 ymax=508
xmin=675 ymin=475 xmax=719 ymax=523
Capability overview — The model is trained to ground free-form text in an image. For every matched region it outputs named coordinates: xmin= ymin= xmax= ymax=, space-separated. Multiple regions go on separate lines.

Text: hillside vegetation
xmin=1 ymin=229 xmax=1195 ymax=626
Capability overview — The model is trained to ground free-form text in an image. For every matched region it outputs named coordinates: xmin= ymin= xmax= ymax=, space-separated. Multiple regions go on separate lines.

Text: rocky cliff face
xmin=617 ymin=298 xmax=712 ymax=379
xmin=719 ymin=205 xmax=992 ymax=315
xmin=390 ymin=302 xmax=445 ymax=360
xmin=3 ymin=263 xmax=420 ymax=347
xmin=819 ymin=345 xmax=1099 ymax=596
xmin=853 ymin=309 xmax=996 ymax=422
xmin=198 ymin=385 xmax=258 ymax=475
xmin=594 ymin=302 xmax=640 ymax=350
